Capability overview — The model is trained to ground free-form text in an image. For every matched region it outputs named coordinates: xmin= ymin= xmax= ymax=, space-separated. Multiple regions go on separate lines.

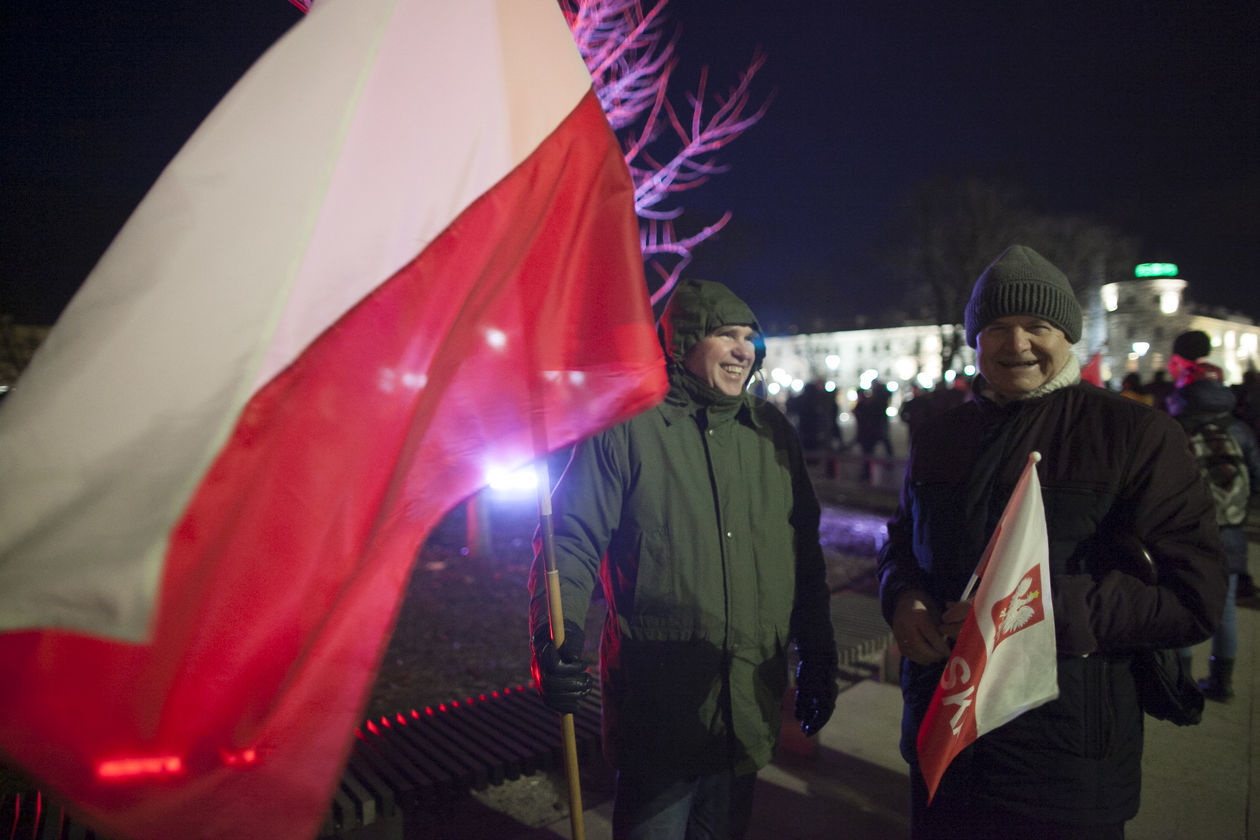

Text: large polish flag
xmin=0 ymin=1 xmax=667 ymax=837
xmin=916 ymin=452 xmax=1059 ymax=803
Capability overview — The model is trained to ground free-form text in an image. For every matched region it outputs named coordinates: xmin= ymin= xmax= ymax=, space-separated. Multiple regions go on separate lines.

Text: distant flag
xmin=915 ymin=452 xmax=1058 ymax=803
xmin=0 ymin=1 xmax=666 ymax=838
xmin=1081 ymin=352 xmax=1103 ymax=386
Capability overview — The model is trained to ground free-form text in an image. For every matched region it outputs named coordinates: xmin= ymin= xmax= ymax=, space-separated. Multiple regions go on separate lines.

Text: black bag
xmin=1131 ymin=648 xmax=1204 ymax=726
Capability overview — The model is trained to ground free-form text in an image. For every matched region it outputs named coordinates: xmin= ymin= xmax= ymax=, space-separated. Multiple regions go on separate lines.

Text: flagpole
xmin=536 ymin=458 xmax=586 ymax=840
xmin=960 ymin=451 xmax=1041 ymax=602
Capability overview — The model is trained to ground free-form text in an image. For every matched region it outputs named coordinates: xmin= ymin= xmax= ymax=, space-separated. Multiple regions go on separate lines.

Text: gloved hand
xmin=530 ymin=620 xmax=594 ymax=715
xmin=794 ymin=657 xmax=838 ymax=737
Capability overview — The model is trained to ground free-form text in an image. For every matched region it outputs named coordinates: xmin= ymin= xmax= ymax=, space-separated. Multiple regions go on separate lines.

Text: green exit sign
xmin=1135 ymin=263 xmax=1178 ymax=278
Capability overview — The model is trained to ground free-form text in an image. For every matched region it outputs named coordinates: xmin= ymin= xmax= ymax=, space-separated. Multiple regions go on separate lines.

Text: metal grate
xmin=833 ymin=590 xmax=895 ymax=668
xmin=317 ymin=686 xmax=602 ymax=836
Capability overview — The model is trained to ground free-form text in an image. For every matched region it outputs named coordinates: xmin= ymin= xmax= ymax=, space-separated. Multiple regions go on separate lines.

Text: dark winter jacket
xmin=878 ymin=374 xmax=1228 ymax=824
xmin=1169 ymin=378 xmax=1260 ymax=571
xmin=529 ymin=280 xmax=835 ymax=775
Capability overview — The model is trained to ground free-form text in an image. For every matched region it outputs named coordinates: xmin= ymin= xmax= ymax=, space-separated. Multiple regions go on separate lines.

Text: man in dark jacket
xmin=878 ymin=245 xmax=1228 ymax=838
xmin=528 ymin=279 xmax=838 ymax=838
xmin=1167 ymin=329 xmax=1260 ymax=700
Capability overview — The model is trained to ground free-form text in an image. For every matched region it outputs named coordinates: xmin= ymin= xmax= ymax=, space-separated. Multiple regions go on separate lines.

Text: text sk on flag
xmin=0 ymin=1 xmax=666 ymax=838
xmin=916 ymin=452 xmax=1059 ymax=803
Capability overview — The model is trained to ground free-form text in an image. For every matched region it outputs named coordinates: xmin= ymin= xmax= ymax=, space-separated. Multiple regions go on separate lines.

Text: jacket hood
xmin=658 ymin=279 xmax=765 ymax=378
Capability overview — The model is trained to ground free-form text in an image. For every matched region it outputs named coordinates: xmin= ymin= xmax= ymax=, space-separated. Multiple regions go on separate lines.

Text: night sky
xmin=3 ymin=1 xmax=1257 ymax=330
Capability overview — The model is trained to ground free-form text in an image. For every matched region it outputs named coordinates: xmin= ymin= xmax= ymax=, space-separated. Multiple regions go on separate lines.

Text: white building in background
xmin=762 ymin=323 xmax=976 ymax=415
xmin=762 ymin=264 xmax=1258 ymax=414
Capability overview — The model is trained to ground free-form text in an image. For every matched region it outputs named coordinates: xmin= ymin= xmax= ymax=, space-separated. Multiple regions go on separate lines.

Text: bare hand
xmin=892 ymin=590 xmax=953 ymax=664
xmin=939 ymin=599 xmax=973 ymax=642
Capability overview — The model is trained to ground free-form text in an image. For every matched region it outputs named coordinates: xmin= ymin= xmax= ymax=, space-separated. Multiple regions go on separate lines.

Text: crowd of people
xmin=527 ymin=246 xmax=1250 ymax=838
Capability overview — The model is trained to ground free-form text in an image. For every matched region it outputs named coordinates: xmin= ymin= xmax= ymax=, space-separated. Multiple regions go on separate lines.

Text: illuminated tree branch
xmin=561 ymin=0 xmax=767 ymax=304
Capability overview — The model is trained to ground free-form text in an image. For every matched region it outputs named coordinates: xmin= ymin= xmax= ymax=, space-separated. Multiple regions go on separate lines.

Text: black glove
xmin=794 ymin=658 xmax=838 ymax=737
xmin=530 ymin=620 xmax=594 ymax=715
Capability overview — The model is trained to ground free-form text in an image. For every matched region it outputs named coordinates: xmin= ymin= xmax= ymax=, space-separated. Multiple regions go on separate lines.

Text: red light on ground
xmin=97 ymin=755 xmax=184 ymax=780
xmin=479 ymin=693 xmax=487 ymax=701
xmin=366 ymin=721 xmax=380 ymax=735
xmin=355 ymin=729 xmax=365 ymax=740
xmin=380 ymin=717 xmax=391 ymax=728
xmin=425 ymin=707 xmax=435 ymax=716
xmin=397 ymin=713 xmax=408 ymax=725
xmin=438 ymin=703 xmax=448 ymax=713
xmin=220 ymin=747 xmax=259 ymax=767
xmin=451 ymin=700 xmax=460 ymax=709
xmin=466 ymin=697 xmax=475 ymax=705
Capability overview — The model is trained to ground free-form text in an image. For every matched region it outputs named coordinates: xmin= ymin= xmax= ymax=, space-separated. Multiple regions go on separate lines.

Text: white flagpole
xmin=960 ymin=451 xmax=1042 ymax=602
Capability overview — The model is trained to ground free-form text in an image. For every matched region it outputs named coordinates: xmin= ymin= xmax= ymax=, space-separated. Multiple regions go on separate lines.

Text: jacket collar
xmin=658 ymin=368 xmax=762 ymax=429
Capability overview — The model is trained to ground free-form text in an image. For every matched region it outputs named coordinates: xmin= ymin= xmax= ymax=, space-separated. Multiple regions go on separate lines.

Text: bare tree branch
xmin=563 ymin=0 xmax=768 ymax=303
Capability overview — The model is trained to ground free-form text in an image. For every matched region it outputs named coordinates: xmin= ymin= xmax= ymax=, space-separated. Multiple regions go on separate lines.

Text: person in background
xmin=528 ymin=279 xmax=838 ymax=839
xmin=853 ymin=383 xmax=894 ymax=482
xmin=789 ymin=378 xmax=841 ymax=453
xmin=879 ymin=245 xmax=1227 ymax=838
xmin=898 ymin=384 xmax=934 ymax=443
xmin=1118 ymin=371 xmax=1153 ymax=406
xmin=1167 ymin=330 xmax=1260 ymax=699
xmin=1145 ymin=369 xmax=1174 ymax=412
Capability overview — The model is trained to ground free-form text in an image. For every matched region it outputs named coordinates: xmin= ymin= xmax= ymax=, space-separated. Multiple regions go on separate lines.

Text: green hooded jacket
xmin=529 ymin=280 xmax=835 ymax=775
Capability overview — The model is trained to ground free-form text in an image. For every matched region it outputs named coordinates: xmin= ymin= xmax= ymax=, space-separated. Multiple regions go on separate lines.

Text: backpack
xmin=1186 ymin=418 xmax=1250 ymax=527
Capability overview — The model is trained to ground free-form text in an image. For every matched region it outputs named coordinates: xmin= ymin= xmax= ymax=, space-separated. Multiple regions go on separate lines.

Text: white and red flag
xmin=0 ymin=1 xmax=666 ymax=837
xmin=916 ymin=452 xmax=1059 ymax=802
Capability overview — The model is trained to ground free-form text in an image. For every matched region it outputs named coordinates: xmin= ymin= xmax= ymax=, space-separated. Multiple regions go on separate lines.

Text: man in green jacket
xmin=529 ymin=279 xmax=838 ymax=839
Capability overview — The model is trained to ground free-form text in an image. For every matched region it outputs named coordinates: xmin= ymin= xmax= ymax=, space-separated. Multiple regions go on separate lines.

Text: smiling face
xmin=682 ymin=324 xmax=759 ymax=396
xmin=976 ymin=315 xmax=1073 ymax=400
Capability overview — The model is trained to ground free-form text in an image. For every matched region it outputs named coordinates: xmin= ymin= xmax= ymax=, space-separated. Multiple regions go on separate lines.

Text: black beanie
xmin=1171 ymin=330 xmax=1211 ymax=361
xmin=964 ymin=245 xmax=1082 ymax=347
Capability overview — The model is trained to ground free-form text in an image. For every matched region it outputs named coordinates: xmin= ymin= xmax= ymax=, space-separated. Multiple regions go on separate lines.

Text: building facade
xmin=762 ymin=270 xmax=1258 ymax=415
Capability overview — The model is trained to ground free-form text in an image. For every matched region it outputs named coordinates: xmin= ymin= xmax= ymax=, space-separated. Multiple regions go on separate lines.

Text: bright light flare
xmin=486 ymin=464 xmax=539 ymax=493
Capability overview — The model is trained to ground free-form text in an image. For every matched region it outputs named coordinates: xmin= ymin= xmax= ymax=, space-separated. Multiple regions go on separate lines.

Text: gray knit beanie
xmin=964 ymin=245 xmax=1082 ymax=347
